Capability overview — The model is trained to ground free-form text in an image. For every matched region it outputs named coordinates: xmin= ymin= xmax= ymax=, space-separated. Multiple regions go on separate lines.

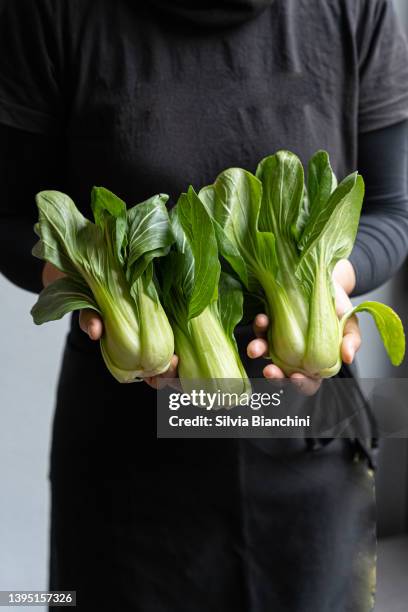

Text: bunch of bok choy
xmin=159 ymin=186 xmax=251 ymax=399
xmin=198 ymin=150 xmax=405 ymax=378
xmin=31 ymin=187 xmax=174 ymax=382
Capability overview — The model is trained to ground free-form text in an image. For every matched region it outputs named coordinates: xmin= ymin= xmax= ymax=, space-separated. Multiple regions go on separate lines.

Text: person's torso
xmin=61 ymin=0 xmax=359 ymax=211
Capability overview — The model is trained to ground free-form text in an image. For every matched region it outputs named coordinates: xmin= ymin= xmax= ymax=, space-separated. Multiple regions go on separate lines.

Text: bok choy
xmin=198 ymin=150 xmax=405 ymax=378
xmin=31 ymin=187 xmax=174 ymax=382
xmin=160 ymin=187 xmax=250 ymax=398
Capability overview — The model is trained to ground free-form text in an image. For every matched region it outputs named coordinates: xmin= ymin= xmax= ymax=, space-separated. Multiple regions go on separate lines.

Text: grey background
xmin=1 ymin=0 xmax=408 ymax=609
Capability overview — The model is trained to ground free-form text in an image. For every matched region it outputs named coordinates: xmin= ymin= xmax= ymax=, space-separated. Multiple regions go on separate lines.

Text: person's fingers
xmin=290 ymin=372 xmax=322 ymax=396
xmin=263 ymin=363 xmax=321 ymax=396
xmin=248 ymin=314 xmax=270 ymax=359
xmin=159 ymin=354 xmax=179 ymax=380
xmin=341 ymin=314 xmax=361 ymax=364
xmin=334 ymin=281 xmax=353 ymax=318
xmin=263 ymin=363 xmax=285 ymax=379
xmin=247 ymin=337 xmax=269 ymax=359
xmin=252 ymin=313 xmax=269 ymax=338
xmin=155 ymin=354 xmax=178 ymax=389
xmin=145 ymin=355 xmax=180 ymax=390
xmin=42 ymin=262 xmax=66 ymax=288
xmin=79 ymin=309 xmax=104 ymax=340
xmin=144 ymin=376 xmax=156 ymax=389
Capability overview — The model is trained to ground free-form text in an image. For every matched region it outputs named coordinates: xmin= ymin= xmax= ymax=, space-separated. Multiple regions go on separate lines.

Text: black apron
xmin=49 ymin=316 xmax=377 ymax=612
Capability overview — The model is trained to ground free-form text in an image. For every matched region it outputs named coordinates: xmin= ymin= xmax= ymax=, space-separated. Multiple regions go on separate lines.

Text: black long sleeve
xmin=0 ymin=124 xmax=64 ymax=293
xmin=350 ymin=119 xmax=408 ymax=296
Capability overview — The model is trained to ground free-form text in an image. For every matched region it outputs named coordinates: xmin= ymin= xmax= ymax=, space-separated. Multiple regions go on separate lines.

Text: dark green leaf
xmin=307 ymin=150 xmax=337 ymax=214
xmin=91 ymin=186 xmax=127 ymax=262
xmin=201 ymin=168 xmax=277 ymax=289
xmin=31 ymin=277 xmax=100 ymax=325
xmin=256 ymin=150 xmax=304 ymax=243
xmin=126 ymin=193 xmax=173 ymax=280
xmin=299 ymin=172 xmax=364 ymax=258
xmin=33 ymin=190 xmax=93 ymax=281
xmin=199 ymin=184 xmax=249 ymax=288
xmin=297 ymin=173 xmax=365 ymax=295
xmin=217 ymin=272 xmax=244 ymax=342
xmin=177 ymin=187 xmax=220 ymax=319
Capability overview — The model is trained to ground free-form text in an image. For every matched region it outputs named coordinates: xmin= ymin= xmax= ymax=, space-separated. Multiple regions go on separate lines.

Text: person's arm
xmin=0 ymin=124 xmax=65 ymax=293
xmin=0 ymin=0 xmax=68 ymax=291
xmin=349 ymin=119 xmax=408 ymax=295
xmin=0 ymin=123 xmax=111 ymax=345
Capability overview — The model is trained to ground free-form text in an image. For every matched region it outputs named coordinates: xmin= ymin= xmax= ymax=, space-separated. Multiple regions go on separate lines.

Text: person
xmin=1 ymin=0 xmax=408 ymax=610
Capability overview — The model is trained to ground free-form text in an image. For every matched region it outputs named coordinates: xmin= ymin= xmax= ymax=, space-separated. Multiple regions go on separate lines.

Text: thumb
xmin=79 ymin=309 xmax=104 ymax=340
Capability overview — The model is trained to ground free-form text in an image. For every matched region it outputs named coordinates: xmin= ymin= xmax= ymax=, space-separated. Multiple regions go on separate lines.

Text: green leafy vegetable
xmin=199 ymin=150 xmax=405 ymax=377
xmin=31 ymin=187 xmax=175 ymax=382
xmin=341 ymin=302 xmax=405 ymax=367
xmin=160 ymin=186 xmax=251 ymax=399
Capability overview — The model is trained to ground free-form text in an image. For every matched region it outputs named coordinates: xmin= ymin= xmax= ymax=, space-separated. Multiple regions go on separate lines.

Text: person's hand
xmin=246 ymin=259 xmax=361 ymax=394
xmin=331 ymin=258 xmax=361 ymax=365
xmin=42 ymin=262 xmax=104 ymax=340
xmin=42 ymin=261 xmax=66 ymax=287
xmin=246 ymin=313 xmax=322 ymax=395
xmin=144 ymin=354 xmax=179 ymax=389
